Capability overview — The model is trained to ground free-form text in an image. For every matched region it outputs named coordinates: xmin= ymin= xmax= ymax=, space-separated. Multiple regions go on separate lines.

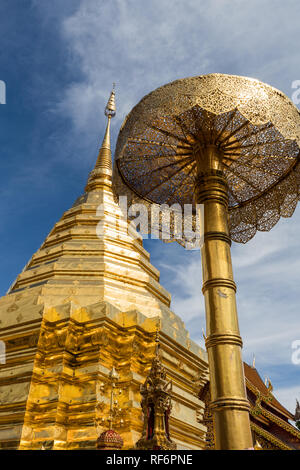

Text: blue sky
xmin=0 ymin=0 xmax=300 ymax=413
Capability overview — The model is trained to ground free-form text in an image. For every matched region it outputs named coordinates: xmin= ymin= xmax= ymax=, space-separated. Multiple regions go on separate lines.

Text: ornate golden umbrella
xmin=113 ymin=74 xmax=300 ymax=449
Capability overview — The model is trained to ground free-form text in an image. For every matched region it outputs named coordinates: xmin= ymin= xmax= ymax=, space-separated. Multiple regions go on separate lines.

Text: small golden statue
xmin=135 ymin=331 xmax=176 ymax=450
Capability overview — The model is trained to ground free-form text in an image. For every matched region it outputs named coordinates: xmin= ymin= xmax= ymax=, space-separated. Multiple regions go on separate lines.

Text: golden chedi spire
xmin=85 ymin=86 xmax=116 ymax=192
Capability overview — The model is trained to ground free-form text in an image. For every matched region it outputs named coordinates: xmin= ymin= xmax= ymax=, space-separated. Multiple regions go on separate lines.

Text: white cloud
xmin=57 ymin=0 xmax=300 ymax=138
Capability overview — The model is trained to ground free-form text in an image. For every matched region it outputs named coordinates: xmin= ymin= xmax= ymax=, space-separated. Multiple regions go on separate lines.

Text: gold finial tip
xmin=254 ymin=440 xmax=263 ymax=450
xmin=105 ymin=88 xmax=116 ymax=118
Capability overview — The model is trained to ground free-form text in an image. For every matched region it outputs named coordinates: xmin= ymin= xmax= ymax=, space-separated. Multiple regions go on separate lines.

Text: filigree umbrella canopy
xmin=113 ymin=74 xmax=300 ymax=244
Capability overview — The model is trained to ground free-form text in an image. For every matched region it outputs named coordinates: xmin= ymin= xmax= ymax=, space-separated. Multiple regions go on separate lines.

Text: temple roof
xmin=244 ymin=362 xmax=294 ymax=420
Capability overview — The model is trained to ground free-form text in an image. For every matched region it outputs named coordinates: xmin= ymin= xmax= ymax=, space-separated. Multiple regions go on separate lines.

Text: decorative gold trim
xmin=250 ymin=422 xmax=291 ymax=451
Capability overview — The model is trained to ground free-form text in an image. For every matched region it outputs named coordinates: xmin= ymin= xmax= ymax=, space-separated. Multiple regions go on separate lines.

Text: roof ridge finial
xmin=295 ymin=398 xmax=300 ymax=422
xmin=85 ymin=85 xmax=116 ymax=192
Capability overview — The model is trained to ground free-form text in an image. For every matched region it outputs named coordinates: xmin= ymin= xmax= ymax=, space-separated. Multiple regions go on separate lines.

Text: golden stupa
xmin=0 ymin=89 xmax=208 ymax=450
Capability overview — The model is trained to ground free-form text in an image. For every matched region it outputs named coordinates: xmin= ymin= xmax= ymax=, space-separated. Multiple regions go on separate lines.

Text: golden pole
xmin=194 ymin=145 xmax=253 ymax=450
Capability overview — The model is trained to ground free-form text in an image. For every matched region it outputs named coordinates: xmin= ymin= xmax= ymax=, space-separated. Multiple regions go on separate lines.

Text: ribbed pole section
xmin=194 ymin=145 xmax=253 ymax=450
